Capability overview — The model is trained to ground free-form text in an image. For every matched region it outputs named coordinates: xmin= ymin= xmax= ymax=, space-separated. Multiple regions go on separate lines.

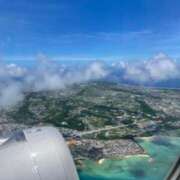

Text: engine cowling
xmin=0 ymin=126 xmax=79 ymax=180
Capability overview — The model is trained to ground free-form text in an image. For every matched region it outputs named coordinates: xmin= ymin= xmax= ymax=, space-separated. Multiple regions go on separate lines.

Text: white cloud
xmin=0 ymin=83 xmax=24 ymax=109
xmin=121 ymin=53 xmax=179 ymax=83
xmin=0 ymin=63 xmax=26 ymax=79
xmin=0 ymin=56 xmax=108 ymax=109
xmin=0 ymin=52 xmax=179 ymax=109
xmin=124 ymin=64 xmax=150 ymax=83
xmin=85 ymin=62 xmax=107 ymax=79
xmin=72 ymin=61 xmax=107 ymax=83
xmin=6 ymin=63 xmax=27 ymax=77
xmin=28 ymin=57 xmax=107 ymax=91
xmin=146 ymin=53 xmax=178 ymax=81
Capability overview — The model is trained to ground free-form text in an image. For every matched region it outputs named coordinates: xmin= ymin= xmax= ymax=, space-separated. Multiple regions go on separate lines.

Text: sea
xmin=78 ymin=136 xmax=180 ymax=180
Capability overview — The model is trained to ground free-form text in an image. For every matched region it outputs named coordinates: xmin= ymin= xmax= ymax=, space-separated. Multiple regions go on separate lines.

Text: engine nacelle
xmin=0 ymin=126 xmax=79 ymax=180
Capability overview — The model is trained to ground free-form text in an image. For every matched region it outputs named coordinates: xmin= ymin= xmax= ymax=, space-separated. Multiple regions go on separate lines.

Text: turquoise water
xmin=78 ymin=136 xmax=180 ymax=180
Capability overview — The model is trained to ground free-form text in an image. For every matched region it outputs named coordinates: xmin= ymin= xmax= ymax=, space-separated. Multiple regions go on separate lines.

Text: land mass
xmin=0 ymin=82 xmax=179 ymax=165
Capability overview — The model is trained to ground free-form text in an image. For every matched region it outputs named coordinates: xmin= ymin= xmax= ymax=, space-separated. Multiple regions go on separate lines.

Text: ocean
xmin=78 ymin=136 xmax=180 ymax=180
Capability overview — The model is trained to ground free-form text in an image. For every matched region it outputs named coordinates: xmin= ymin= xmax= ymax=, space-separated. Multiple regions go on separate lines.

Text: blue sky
xmin=0 ymin=0 xmax=180 ymax=64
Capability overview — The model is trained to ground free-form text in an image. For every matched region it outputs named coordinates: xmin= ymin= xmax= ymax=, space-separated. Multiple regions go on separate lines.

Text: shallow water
xmin=78 ymin=136 xmax=180 ymax=180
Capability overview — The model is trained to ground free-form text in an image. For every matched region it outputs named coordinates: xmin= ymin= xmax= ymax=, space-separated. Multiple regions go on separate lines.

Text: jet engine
xmin=0 ymin=126 xmax=79 ymax=180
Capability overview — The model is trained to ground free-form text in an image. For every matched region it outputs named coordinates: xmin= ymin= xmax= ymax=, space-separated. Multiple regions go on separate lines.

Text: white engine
xmin=0 ymin=126 xmax=79 ymax=180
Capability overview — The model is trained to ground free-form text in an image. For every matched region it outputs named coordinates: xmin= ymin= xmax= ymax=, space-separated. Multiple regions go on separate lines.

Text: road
xmin=80 ymin=123 xmax=135 ymax=136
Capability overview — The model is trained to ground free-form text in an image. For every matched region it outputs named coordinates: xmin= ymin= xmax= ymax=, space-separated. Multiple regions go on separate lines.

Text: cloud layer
xmin=0 ymin=57 xmax=108 ymax=109
xmin=118 ymin=53 xmax=180 ymax=83
xmin=0 ymin=52 xmax=180 ymax=109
